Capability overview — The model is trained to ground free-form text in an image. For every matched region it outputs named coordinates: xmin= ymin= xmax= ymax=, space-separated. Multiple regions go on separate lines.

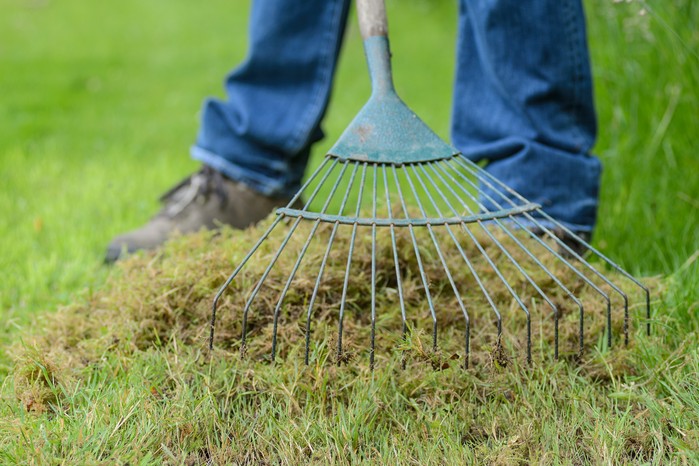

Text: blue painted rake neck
xmin=329 ymin=36 xmax=458 ymax=164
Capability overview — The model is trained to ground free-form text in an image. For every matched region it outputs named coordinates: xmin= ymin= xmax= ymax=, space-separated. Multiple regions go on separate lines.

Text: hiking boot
xmin=105 ymin=166 xmax=296 ymax=262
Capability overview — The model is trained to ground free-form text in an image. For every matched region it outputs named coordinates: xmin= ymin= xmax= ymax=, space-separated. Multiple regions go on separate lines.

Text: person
xmin=106 ymin=0 xmax=601 ymax=262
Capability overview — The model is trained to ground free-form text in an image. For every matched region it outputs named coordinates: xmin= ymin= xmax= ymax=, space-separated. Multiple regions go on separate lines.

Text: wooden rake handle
xmin=357 ymin=0 xmax=388 ymax=39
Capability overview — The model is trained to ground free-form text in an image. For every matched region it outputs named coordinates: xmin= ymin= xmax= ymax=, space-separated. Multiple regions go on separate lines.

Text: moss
xmin=11 ymin=214 xmax=659 ymax=408
xmin=13 ymin=347 xmax=70 ymax=414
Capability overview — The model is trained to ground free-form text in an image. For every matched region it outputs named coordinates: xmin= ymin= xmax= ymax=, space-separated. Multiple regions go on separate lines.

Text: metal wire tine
xmin=414 ymin=163 xmax=518 ymax=362
xmin=285 ymin=156 xmax=334 ymax=209
xmin=456 ymin=154 xmax=650 ymax=338
xmin=382 ymin=164 xmax=408 ymax=369
xmin=446 ymin=218 xmax=504 ymax=349
xmin=304 ymin=161 xmax=359 ymax=365
xmin=240 ymin=158 xmax=342 ymax=356
xmin=443 ymin=160 xmax=606 ymax=355
xmin=522 ymin=210 xmax=625 ymax=347
xmin=370 ymin=163 xmax=378 ymax=370
xmin=450 ymin=158 xmax=622 ymax=349
xmin=269 ymin=222 xmax=316 ymax=362
xmin=537 ymin=209 xmax=641 ymax=343
xmin=404 ymin=164 xmax=472 ymax=367
xmin=304 ymin=224 xmax=340 ymax=366
xmin=449 ymin=160 xmax=621 ymax=351
xmin=419 ymin=160 xmax=531 ymax=361
xmin=391 ymin=164 xmax=439 ymax=353
xmin=239 ymin=217 xmax=302 ymax=355
xmin=270 ymin=161 xmax=352 ymax=362
xmin=209 ymin=215 xmax=284 ymax=350
xmin=428 ymin=161 xmax=571 ymax=360
xmin=337 ymin=162 xmax=368 ymax=365
xmin=467 ymin=226 xmax=532 ymax=363
xmin=431 ymin=164 xmax=568 ymax=359
xmin=209 ymin=157 xmax=338 ymax=351
xmin=409 ymin=162 xmax=474 ymax=364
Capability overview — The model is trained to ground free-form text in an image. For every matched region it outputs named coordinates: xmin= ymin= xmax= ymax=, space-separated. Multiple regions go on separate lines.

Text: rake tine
xmin=437 ymin=160 xmax=586 ymax=354
xmin=533 ymin=209 xmax=637 ymax=343
xmin=270 ymin=162 xmax=353 ymax=361
xmin=457 ymin=155 xmax=650 ymax=338
xmin=337 ymin=162 xmax=369 ymax=365
xmin=270 ymin=221 xmax=318 ymax=361
xmin=304 ymin=223 xmax=340 ymax=365
xmin=382 ymin=165 xmax=408 ymax=368
xmin=414 ymin=162 xmax=531 ymax=363
xmin=521 ymin=211 xmax=620 ymax=347
xmin=427 ymin=162 xmax=567 ymax=361
xmin=210 ymin=215 xmax=284 ymax=350
xmin=441 ymin=161 xmax=591 ymax=355
xmin=240 ymin=216 xmax=301 ymax=354
xmin=370 ymin=163 xmax=378 ymax=370
xmin=304 ymin=161 xmax=358 ymax=365
xmin=240 ymin=158 xmax=341 ymax=355
xmin=464 ymin=311 xmax=471 ymax=369
xmin=448 ymin=157 xmax=618 ymax=351
xmin=392 ymin=164 xmax=439 ymax=353
xmin=430 ymin=161 xmax=579 ymax=359
xmin=453 ymin=159 xmax=624 ymax=347
xmin=286 ymin=156 xmax=334 ymax=209
xmin=209 ymin=157 xmax=335 ymax=351
xmin=404 ymin=164 xmax=472 ymax=367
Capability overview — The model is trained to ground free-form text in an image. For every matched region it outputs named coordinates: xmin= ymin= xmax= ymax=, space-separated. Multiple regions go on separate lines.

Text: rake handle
xmin=357 ymin=0 xmax=388 ymax=39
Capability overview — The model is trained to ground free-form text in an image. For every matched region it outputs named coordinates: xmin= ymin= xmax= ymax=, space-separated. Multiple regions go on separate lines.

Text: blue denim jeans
xmin=192 ymin=0 xmax=601 ymax=231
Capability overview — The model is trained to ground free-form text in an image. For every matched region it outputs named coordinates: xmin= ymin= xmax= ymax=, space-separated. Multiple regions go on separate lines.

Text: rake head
xmin=208 ymin=153 xmax=650 ymax=368
xmin=207 ymin=1 xmax=650 ymax=369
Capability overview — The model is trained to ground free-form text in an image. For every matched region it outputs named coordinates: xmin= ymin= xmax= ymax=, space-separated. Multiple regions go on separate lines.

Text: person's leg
xmin=452 ymin=0 xmax=600 ymax=233
xmin=106 ymin=0 xmax=351 ymax=261
xmin=193 ymin=0 xmax=352 ymax=198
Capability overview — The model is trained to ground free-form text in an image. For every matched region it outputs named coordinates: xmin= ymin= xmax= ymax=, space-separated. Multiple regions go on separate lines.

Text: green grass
xmin=1 ymin=0 xmax=698 ymax=463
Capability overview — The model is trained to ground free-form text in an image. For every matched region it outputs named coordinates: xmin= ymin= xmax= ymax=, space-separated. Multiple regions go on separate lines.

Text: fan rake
xmin=208 ymin=0 xmax=650 ymax=369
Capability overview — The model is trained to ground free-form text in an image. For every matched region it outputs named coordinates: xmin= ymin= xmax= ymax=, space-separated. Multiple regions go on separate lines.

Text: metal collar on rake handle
xmin=208 ymin=0 xmax=651 ymax=369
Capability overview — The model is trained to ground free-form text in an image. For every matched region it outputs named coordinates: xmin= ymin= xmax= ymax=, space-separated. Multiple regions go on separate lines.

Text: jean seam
xmin=285 ymin=0 xmax=345 ymax=154
xmin=562 ymin=0 xmax=585 ymax=151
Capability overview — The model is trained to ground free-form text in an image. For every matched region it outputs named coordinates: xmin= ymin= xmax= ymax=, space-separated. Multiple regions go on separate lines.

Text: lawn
xmin=1 ymin=0 xmax=697 ymax=463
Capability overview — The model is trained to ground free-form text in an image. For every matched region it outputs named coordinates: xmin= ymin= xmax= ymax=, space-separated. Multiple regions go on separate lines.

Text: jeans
xmin=192 ymin=0 xmax=601 ymax=232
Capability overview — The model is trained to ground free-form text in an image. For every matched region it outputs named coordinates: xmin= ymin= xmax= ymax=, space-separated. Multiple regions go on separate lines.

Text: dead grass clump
xmin=13 ymin=347 xmax=71 ymax=414
xmin=205 ymin=215 xmax=654 ymax=367
xmin=11 ymin=213 xmax=656 ymax=390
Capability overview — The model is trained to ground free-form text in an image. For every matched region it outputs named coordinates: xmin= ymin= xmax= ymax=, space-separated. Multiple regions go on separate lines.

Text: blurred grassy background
xmin=0 ymin=0 xmax=697 ymax=340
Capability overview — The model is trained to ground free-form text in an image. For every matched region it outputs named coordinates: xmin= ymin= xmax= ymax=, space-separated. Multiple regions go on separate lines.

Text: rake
xmin=208 ymin=0 xmax=650 ymax=368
